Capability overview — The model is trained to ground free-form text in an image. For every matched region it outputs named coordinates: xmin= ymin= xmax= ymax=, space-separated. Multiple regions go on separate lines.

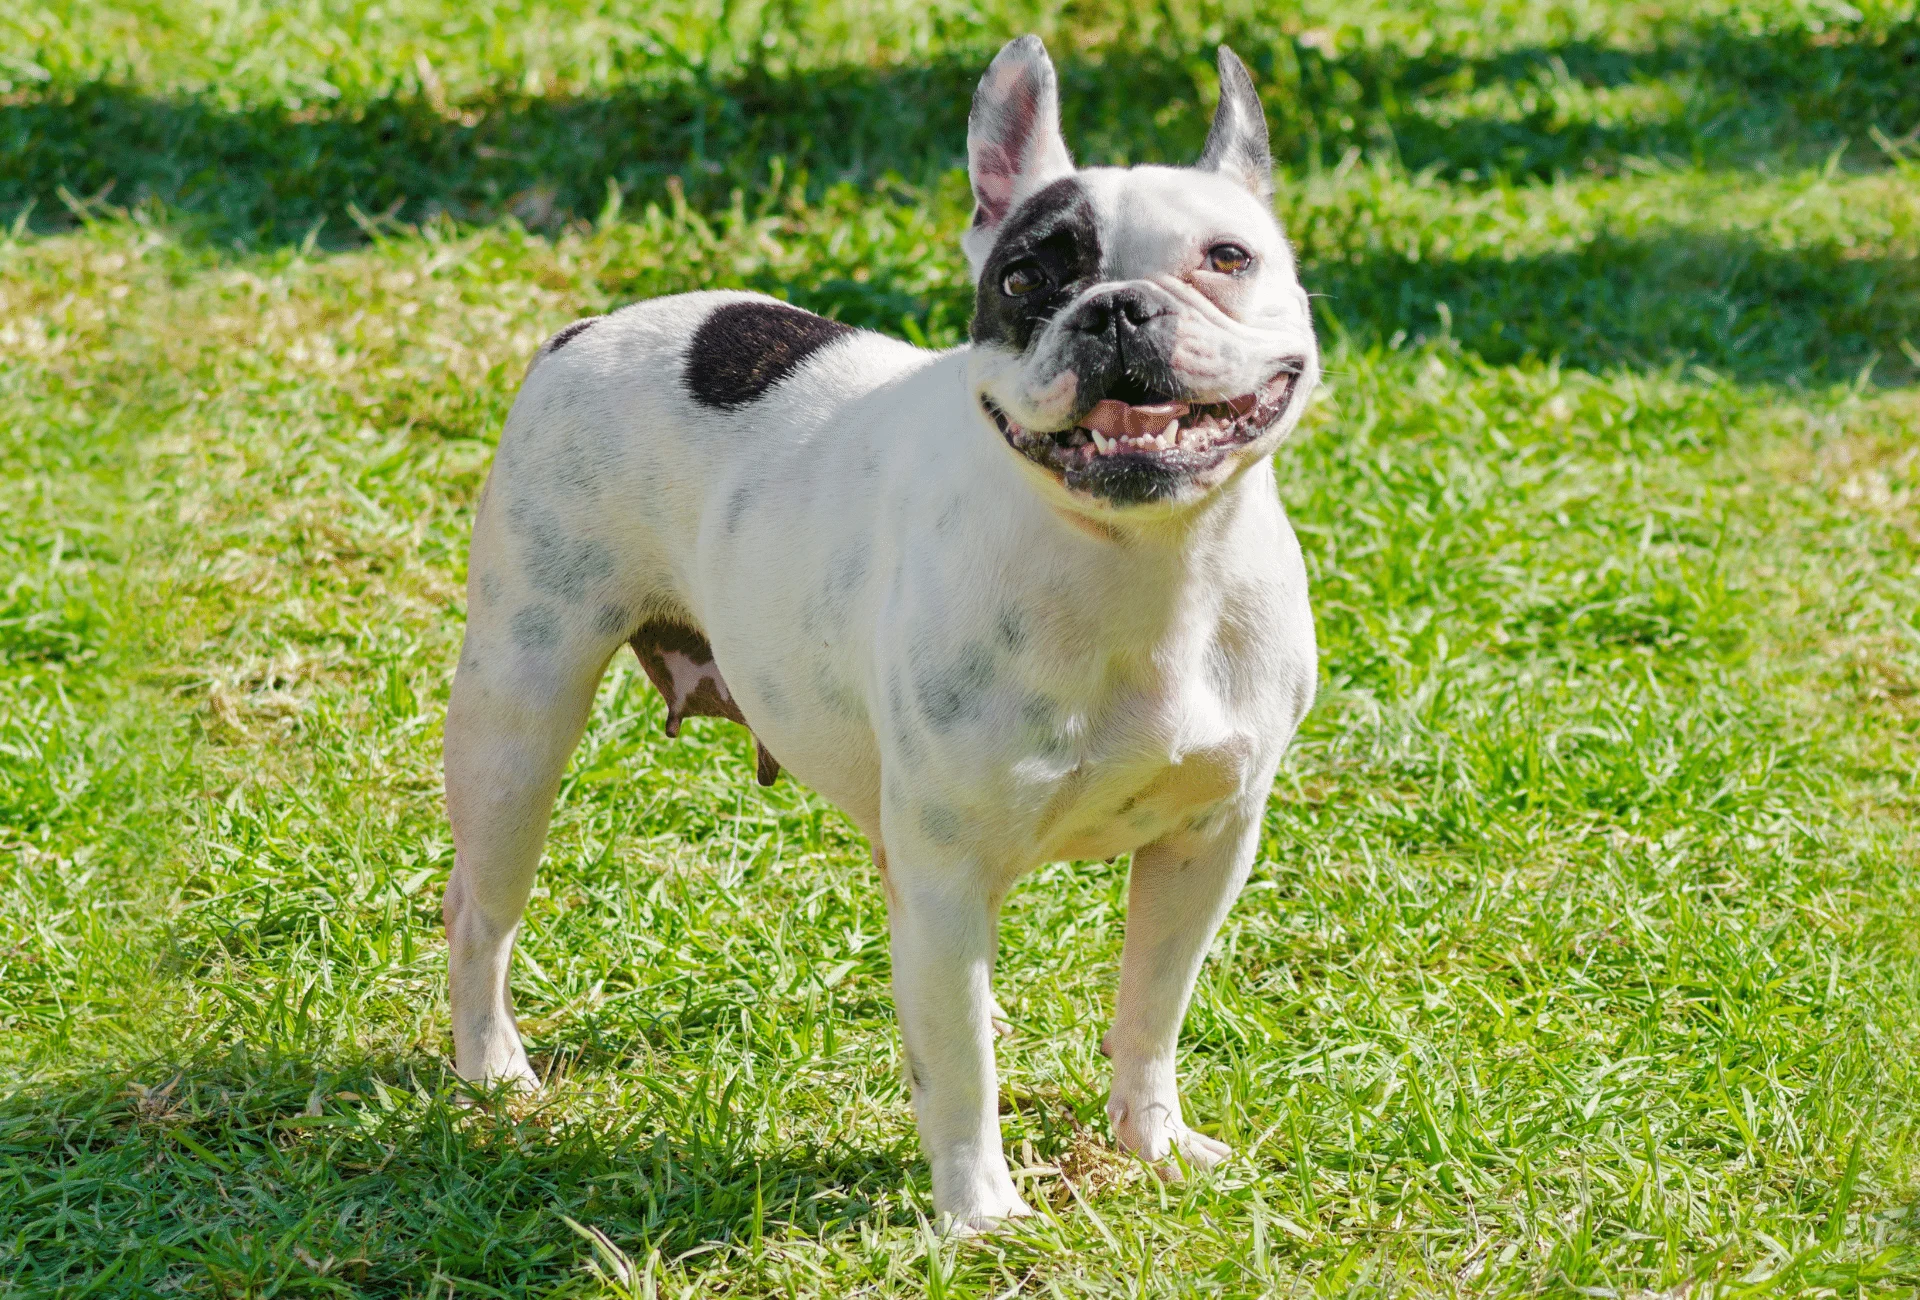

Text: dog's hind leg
xmin=442 ymin=496 xmax=634 ymax=1089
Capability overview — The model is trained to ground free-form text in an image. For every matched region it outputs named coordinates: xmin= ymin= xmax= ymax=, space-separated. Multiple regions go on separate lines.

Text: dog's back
xmin=480 ymin=290 xmax=931 ymax=627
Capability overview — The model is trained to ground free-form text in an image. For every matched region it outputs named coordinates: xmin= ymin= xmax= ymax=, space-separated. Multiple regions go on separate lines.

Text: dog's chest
xmin=866 ymin=504 xmax=1313 ymax=866
xmin=1037 ymin=734 xmax=1253 ymax=863
xmin=997 ymin=660 xmax=1264 ymax=863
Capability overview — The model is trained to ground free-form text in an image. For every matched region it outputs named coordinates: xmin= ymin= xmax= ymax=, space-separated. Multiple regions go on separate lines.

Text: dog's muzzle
xmin=983 ymin=362 xmax=1305 ymax=503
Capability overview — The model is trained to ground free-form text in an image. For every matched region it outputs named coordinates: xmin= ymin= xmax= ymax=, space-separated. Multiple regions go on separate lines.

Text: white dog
xmin=443 ymin=36 xmax=1319 ymax=1229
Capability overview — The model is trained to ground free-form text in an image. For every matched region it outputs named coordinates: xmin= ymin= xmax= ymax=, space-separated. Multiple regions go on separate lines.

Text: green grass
xmin=1 ymin=0 xmax=1918 ymax=1294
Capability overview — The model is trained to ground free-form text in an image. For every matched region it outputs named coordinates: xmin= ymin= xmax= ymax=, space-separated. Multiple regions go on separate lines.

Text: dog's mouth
xmin=983 ymin=366 xmax=1302 ymax=490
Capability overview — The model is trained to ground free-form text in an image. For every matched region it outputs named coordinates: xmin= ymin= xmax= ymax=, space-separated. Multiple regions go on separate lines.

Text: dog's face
xmin=963 ymin=38 xmax=1318 ymax=516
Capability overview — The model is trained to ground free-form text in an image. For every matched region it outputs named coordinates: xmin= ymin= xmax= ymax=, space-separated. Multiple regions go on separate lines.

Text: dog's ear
xmin=1197 ymin=46 xmax=1272 ymax=204
xmin=963 ymin=35 xmax=1075 ymax=278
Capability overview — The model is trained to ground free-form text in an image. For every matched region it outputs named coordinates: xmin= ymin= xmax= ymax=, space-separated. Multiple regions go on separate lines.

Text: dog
xmin=442 ymin=35 xmax=1319 ymax=1230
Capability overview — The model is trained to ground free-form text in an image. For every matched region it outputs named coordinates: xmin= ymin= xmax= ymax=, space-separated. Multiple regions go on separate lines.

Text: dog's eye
xmin=1001 ymin=262 xmax=1048 ymax=297
xmin=1206 ymin=243 xmax=1254 ymax=275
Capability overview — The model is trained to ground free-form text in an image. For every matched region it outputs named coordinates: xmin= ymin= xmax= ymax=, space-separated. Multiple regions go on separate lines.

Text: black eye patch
xmin=970 ymin=178 xmax=1101 ymax=354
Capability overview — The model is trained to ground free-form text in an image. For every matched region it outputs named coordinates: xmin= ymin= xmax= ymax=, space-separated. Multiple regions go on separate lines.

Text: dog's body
xmin=445 ymin=38 xmax=1320 ymax=1228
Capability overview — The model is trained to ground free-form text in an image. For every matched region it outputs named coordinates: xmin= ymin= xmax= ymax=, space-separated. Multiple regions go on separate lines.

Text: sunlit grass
xmin=0 ymin=0 xmax=1917 ymax=1295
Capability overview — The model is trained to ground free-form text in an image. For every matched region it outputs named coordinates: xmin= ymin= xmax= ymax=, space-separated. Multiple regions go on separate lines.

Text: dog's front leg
xmin=876 ymin=842 xmax=1032 ymax=1231
xmin=1104 ymin=804 xmax=1263 ymax=1176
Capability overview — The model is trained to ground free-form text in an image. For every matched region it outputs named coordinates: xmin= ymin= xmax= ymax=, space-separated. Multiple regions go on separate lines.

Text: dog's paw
xmin=933 ymin=1159 xmax=1034 ymax=1235
xmin=939 ymin=1190 xmax=1036 ymax=1235
xmin=454 ymin=1054 xmax=539 ymax=1106
xmin=496 ymin=1062 xmax=541 ymax=1092
xmin=1164 ymin=1126 xmax=1233 ymax=1175
xmin=1108 ymin=1098 xmax=1232 ymax=1179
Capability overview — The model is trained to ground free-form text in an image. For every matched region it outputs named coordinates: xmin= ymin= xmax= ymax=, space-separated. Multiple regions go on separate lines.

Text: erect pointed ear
xmin=1197 ymin=46 xmax=1272 ymax=204
xmin=962 ymin=35 xmax=1075 ymax=279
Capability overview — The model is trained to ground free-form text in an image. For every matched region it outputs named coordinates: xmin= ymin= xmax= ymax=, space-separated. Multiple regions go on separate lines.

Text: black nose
xmin=1071 ymin=288 xmax=1169 ymax=338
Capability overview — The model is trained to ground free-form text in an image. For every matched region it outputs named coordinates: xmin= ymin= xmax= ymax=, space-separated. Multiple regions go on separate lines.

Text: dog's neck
xmin=949 ymin=357 xmax=1280 ymax=550
xmin=991 ymin=443 xmax=1281 ymax=655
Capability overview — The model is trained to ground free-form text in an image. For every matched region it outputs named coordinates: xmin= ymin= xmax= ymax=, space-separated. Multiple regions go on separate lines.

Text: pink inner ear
xmin=972 ymin=142 xmax=1016 ymax=224
xmin=972 ymin=68 xmax=1042 ymax=227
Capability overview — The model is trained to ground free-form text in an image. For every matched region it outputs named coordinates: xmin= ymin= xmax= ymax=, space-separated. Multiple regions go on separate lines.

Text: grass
xmin=0 ymin=0 xmax=1918 ymax=1294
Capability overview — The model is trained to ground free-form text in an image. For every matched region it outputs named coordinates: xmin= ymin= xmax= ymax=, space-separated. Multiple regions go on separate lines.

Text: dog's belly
xmin=682 ymin=439 xmax=900 ymax=834
xmin=732 ymin=679 xmax=885 ymax=828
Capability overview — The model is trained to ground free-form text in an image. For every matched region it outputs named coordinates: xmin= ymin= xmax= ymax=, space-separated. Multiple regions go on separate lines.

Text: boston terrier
xmin=443 ymin=35 xmax=1320 ymax=1230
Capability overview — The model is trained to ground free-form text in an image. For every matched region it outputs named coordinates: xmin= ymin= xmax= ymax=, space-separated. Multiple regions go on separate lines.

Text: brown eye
xmin=1206 ymin=243 xmax=1253 ymax=275
xmin=1001 ymin=261 xmax=1047 ymax=297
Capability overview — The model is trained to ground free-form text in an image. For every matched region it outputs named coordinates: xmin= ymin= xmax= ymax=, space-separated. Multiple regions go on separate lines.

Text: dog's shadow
xmin=0 ymin=1045 xmax=919 ymax=1287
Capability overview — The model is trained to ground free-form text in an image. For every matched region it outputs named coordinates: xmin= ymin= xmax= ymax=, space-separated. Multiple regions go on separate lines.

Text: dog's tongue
xmin=1080 ymin=399 xmax=1189 ymax=439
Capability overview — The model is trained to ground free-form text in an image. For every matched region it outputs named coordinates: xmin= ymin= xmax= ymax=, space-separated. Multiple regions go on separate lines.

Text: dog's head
xmin=964 ymin=37 xmax=1317 ymax=516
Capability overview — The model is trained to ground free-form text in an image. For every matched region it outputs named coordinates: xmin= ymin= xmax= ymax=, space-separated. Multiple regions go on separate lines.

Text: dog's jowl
xmin=444 ymin=35 xmax=1320 ymax=1230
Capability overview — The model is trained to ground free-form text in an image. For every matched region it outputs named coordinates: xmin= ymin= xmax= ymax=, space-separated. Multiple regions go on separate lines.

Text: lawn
xmin=1 ymin=0 xmax=1918 ymax=1294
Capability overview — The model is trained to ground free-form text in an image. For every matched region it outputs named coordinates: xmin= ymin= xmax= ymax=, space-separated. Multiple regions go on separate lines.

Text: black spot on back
xmin=545 ymin=317 xmax=600 ymax=354
xmin=814 ymin=663 xmax=865 ymax=721
xmin=1020 ymin=693 xmax=1071 ymax=757
xmin=970 ymin=178 xmax=1102 ymax=354
xmin=1205 ymin=640 xmax=1236 ymax=697
xmin=828 ymin=544 xmax=870 ymax=599
xmin=684 ymin=301 xmax=857 ymax=411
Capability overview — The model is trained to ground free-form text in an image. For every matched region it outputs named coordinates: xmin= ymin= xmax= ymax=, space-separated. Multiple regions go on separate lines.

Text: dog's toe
xmin=1110 ymin=1098 xmax=1233 ymax=1180
xmin=453 ymin=1053 xmax=540 ymax=1108
xmin=990 ymin=997 xmax=1015 ymax=1038
xmin=943 ymin=1195 xmax=1035 ymax=1235
xmin=1171 ymin=1128 xmax=1233 ymax=1174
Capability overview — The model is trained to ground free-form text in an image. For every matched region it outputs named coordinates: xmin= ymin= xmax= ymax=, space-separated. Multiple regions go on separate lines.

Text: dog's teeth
xmin=1091 ymin=429 xmax=1112 ymax=454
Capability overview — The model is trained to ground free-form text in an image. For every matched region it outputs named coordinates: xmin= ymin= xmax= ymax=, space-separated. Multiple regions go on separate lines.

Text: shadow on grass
xmin=759 ymin=224 xmax=1919 ymax=386
xmin=2 ymin=19 xmax=1914 ymax=388
xmin=1304 ymin=231 xmax=1920 ymax=386
xmin=2 ymin=20 xmax=1915 ymax=250
xmin=0 ymin=1048 xmax=911 ymax=1291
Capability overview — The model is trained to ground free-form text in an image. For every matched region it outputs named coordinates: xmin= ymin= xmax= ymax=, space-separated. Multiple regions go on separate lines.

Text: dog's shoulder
xmin=525 ymin=291 xmax=921 ymax=414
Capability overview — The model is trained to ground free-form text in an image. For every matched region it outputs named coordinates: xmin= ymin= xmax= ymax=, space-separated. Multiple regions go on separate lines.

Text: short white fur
xmin=443 ymin=36 xmax=1320 ymax=1232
